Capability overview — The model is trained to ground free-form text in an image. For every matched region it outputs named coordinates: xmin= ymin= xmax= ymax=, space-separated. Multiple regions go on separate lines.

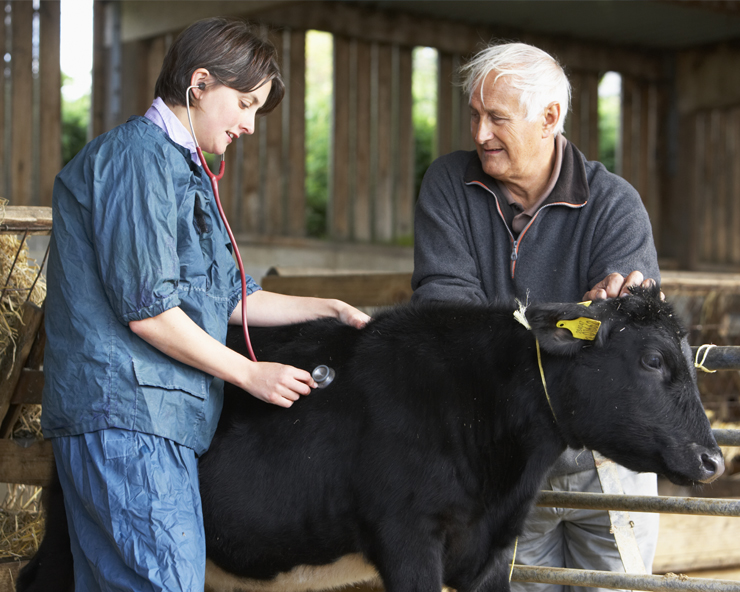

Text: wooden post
xmin=11 ymin=1 xmax=33 ymax=206
xmin=39 ymin=1 xmax=62 ymax=208
xmin=265 ymin=29 xmax=285 ymax=236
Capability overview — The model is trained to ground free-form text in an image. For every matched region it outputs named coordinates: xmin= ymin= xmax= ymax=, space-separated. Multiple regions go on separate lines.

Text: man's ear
xmin=542 ymin=101 xmax=561 ymax=138
xmin=526 ymin=301 xmax=603 ymax=356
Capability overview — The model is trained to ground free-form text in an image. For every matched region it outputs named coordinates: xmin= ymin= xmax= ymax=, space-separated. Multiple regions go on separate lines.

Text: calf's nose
xmin=691 ymin=443 xmax=725 ymax=483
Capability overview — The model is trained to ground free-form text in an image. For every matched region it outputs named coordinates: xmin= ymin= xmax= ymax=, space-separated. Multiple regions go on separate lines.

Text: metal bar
xmin=536 ymin=491 xmax=740 ymax=516
xmin=24 ymin=235 xmax=50 ymax=303
xmin=511 ymin=565 xmax=740 ymax=591
xmin=691 ymin=345 xmax=740 ymax=371
xmin=714 ymin=428 xmax=740 ymax=446
xmin=0 ymin=229 xmax=29 ymax=301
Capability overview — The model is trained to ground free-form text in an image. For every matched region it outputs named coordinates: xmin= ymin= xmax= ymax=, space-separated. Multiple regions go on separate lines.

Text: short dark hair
xmin=155 ymin=17 xmax=285 ymax=115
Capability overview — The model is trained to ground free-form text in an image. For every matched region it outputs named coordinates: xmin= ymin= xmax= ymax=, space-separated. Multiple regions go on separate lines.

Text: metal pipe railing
xmin=537 ymin=491 xmax=740 ymax=516
xmin=511 ymin=566 xmax=740 ymax=592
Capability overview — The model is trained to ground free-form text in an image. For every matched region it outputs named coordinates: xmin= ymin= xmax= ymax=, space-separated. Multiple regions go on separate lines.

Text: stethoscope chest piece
xmin=312 ymin=365 xmax=336 ymax=389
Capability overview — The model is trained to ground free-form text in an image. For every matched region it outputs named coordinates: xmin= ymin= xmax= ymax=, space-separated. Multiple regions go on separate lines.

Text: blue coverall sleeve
xmin=90 ymin=141 xmax=182 ymax=325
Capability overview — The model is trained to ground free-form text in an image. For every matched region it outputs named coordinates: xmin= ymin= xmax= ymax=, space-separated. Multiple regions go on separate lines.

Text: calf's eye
xmin=641 ymin=353 xmax=663 ymax=370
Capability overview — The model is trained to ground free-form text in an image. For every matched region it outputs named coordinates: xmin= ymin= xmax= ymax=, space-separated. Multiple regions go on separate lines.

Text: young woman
xmin=41 ymin=17 xmax=369 ymax=591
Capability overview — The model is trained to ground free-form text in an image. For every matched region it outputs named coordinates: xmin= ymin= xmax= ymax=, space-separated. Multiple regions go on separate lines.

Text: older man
xmin=412 ymin=42 xmax=660 ymax=591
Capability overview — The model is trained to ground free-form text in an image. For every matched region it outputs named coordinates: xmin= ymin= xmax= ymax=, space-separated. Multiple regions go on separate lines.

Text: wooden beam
xmin=261 ymin=272 xmax=413 ymax=306
xmin=0 ymin=206 xmax=53 ymax=234
xmin=39 ymin=1 xmax=62 ymax=208
xmin=250 ymin=1 xmax=664 ymax=81
xmin=0 ymin=438 xmax=54 ymax=486
xmin=10 ymin=1 xmax=33 ymax=206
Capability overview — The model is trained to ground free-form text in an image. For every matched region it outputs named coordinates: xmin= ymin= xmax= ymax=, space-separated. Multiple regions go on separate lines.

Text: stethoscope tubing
xmin=187 ymin=84 xmax=258 ymax=362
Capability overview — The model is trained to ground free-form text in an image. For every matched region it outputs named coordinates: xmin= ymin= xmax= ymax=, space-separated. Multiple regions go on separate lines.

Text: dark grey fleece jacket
xmin=411 ymin=140 xmax=660 ymax=475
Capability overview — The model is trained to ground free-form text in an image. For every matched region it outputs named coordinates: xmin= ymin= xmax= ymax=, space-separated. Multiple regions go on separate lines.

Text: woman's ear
xmin=189 ymin=68 xmax=211 ymax=98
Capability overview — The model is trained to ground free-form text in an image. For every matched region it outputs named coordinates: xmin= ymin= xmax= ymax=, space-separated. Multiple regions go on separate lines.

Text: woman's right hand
xmin=239 ymin=360 xmax=317 ymax=408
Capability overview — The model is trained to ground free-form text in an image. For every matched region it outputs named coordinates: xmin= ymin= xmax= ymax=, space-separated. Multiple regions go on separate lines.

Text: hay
xmin=0 ymin=198 xmax=47 ymax=369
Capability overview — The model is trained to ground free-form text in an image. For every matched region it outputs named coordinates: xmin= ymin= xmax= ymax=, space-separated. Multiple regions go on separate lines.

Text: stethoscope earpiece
xmin=197 ymin=82 xmax=206 ymax=90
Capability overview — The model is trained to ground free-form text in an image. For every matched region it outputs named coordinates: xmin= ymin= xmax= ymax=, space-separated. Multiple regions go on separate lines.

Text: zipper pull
xmin=511 ymin=240 xmax=518 ymax=261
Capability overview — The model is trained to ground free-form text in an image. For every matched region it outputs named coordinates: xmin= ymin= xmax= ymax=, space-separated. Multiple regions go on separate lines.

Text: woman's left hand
xmin=335 ymin=300 xmax=371 ymax=329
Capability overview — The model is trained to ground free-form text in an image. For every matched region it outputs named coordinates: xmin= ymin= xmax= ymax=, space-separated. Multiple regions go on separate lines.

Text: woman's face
xmin=192 ymin=80 xmax=272 ymax=155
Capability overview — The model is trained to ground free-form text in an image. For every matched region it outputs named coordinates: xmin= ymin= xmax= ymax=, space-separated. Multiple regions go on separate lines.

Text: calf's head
xmin=526 ymin=285 xmax=723 ymax=486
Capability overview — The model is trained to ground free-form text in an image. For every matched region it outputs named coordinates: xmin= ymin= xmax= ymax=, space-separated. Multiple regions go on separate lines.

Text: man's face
xmin=470 ymin=75 xmax=547 ymax=186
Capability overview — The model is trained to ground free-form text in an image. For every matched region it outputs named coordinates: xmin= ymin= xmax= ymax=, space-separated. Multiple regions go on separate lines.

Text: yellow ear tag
xmin=578 ymin=300 xmax=592 ymax=307
xmin=556 ymin=317 xmax=601 ymax=341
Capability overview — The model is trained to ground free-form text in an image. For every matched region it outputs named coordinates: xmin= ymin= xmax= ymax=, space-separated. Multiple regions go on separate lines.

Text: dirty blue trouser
xmin=510 ymin=465 xmax=659 ymax=592
xmin=52 ymin=428 xmax=206 ymax=592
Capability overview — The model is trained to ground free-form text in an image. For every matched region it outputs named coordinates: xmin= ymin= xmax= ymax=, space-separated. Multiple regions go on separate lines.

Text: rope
xmin=509 ymin=537 xmax=518 ymax=581
xmin=694 ymin=344 xmax=717 ymax=374
xmin=513 ymin=301 xmax=557 ymax=423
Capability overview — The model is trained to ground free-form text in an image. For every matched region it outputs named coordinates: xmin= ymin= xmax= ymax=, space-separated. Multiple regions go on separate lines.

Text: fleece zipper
xmin=466 ymin=180 xmax=587 ymax=279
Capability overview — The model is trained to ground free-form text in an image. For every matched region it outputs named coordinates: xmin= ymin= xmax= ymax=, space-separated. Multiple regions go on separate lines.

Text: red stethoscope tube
xmin=196 ymin=147 xmax=258 ymax=363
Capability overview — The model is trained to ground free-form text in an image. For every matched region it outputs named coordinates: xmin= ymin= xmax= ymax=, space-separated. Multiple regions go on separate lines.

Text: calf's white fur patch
xmin=204 ymin=553 xmax=380 ymax=592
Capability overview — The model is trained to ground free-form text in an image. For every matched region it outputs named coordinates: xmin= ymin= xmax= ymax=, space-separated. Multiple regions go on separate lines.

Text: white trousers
xmin=510 ymin=465 xmax=659 ymax=592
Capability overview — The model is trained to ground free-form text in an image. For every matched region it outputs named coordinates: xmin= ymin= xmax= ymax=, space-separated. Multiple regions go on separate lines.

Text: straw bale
xmin=0 ymin=198 xmax=47 ymax=371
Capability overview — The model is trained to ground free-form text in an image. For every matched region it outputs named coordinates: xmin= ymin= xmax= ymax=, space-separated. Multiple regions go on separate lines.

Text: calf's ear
xmin=526 ymin=302 xmax=602 ymax=356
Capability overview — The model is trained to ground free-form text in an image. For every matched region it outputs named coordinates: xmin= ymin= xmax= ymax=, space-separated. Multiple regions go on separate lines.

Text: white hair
xmin=460 ymin=42 xmax=571 ymax=135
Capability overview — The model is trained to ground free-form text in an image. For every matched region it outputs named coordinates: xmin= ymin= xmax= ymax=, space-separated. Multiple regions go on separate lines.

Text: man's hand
xmin=583 ymin=271 xmax=662 ymax=301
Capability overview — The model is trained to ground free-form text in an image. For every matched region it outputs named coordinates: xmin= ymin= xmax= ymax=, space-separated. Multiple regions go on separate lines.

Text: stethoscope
xmin=185 ymin=83 xmax=335 ymax=388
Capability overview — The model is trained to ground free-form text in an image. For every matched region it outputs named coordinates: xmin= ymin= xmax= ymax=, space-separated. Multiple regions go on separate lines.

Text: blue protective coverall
xmin=41 ymin=114 xmax=260 ymax=591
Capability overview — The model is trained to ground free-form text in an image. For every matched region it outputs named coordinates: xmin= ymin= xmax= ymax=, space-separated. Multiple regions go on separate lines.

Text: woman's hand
xmin=231 ymin=291 xmax=371 ymax=329
xmin=238 ymin=359 xmax=316 ymax=408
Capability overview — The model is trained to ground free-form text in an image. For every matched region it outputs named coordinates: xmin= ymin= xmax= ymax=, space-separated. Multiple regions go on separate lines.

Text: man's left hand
xmin=583 ymin=271 xmax=662 ymax=301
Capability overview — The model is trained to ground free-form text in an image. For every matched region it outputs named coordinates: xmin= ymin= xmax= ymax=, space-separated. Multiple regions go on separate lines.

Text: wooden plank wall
xmin=99 ymin=1 xmax=678 ymax=251
xmin=1 ymin=1 xmax=61 ymax=207
xmin=685 ymin=105 xmax=740 ymax=268
xmin=330 ymin=37 xmax=414 ymax=242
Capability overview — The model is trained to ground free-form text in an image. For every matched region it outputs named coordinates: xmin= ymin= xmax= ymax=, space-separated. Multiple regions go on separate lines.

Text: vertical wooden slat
xmin=731 ymin=108 xmax=740 ymax=265
xmin=91 ymin=0 xmax=107 ymax=139
xmin=586 ymin=73 xmax=599 ymax=161
xmin=395 ymin=46 xmax=414 ymax=240
xmin=264 ymin=30 xmax=284 ymax=235
xmin=39 ymin=1 xmax=62 ymax=207
xmin=714 ymin=109 xmax=727 ymax=264
xmin=147 ymin=36 xmax=167 ymax=106
xmin=436 ymin=52 xmax=453 ymax=158
xmin=11 ymin=1 xmax=33 ymax=205
xmin=702 ymin=112 xmax=714 ymax=263
xmin=287 ymin=28 xmax=305 ymax=237
xmin=374 ymin=43 xmax=393 ymax=242
xmin=458 ymin=83 xmax=474 ymax=152
xmin=646 ymin=82 xmax=662 ymax=247
xmin=331 ymin=35 xmax=350 ymax=239
xmin=353 ymin=40 xmax=372 ymax=242
xmin=620 ymin=76 xmax=634 ymax=183
xmin=0 ymin=1 xmax=5 ymax=197
xmin=241 ymin=127 xmax=261 ymax=234
xmin=567 ymin=72 xmax=581 ymax=150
